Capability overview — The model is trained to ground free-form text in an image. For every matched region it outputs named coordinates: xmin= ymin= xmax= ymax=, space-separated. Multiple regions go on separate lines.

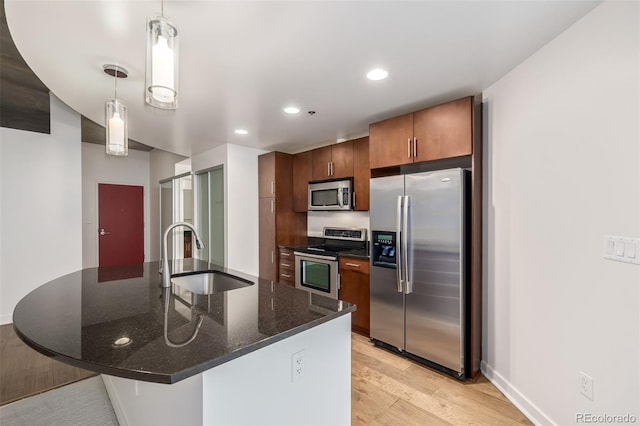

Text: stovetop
xmin=293 ymin=227 xmax=368 ymax=259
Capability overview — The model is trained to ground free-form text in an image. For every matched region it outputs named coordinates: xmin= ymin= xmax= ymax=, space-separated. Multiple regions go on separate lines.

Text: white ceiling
xmin=6 ymin=0 xmax=600 ymax=157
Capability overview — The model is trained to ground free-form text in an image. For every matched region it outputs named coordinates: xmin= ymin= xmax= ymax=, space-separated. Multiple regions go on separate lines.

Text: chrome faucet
xmin=162 ymin=222 xmax=205 ymax=288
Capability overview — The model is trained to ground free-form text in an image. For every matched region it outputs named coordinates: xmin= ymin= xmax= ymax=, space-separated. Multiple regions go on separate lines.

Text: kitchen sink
xmin=171 ymin=271 xmax=253 ymax=295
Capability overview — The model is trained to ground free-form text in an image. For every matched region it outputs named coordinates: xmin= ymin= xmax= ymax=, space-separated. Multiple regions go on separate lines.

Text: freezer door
xmin=369 ymin=175 xmax=405 ymax=350
xmin=404 ymin=168 xmax=466 ymax=373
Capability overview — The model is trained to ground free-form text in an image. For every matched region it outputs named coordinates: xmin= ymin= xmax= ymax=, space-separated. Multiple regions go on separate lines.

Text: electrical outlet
xmin=580 ymin=372 xmax=594 ymax=400
xmin=291 ymin=350 xmax=304 ymax=383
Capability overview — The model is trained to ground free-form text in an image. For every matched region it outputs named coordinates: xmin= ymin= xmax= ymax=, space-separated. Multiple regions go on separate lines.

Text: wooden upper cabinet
xmin=258 ymin=152 xmax=276 ymax=198
xmin=311 ymin=146 xmax=333 ymax=181
xmin=330 ymin=140 xmax=354 ymax=179
xmin=311 ymin=141 xmax=354 ymax=181
xmin=352 ymin=137 xmax=369 ymax=211
xmin=292 ymin=151 xmax=311 ymax=212
xmin=369 ymin=96 xmax=474 ymax=169
xmin=369 ymin=113 xmax=414 ymax=169
xmin=413 ymin=96 xmax=472 ymax=162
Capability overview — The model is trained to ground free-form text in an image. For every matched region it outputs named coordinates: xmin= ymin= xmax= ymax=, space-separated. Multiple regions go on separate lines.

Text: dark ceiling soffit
xmin=81 ymin=116 xmax=154 ymax=152
xmin=0 ymin=0 xmax=51 ymax=134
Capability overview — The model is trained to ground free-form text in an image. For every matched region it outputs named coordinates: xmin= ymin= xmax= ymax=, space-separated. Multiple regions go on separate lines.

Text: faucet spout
xmin=162 ymin=222 xmax=205 ymax=288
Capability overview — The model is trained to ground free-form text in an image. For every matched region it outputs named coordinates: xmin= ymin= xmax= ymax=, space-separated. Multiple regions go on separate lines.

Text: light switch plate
xmin=604 ymin=235 xmax=640 ymax=265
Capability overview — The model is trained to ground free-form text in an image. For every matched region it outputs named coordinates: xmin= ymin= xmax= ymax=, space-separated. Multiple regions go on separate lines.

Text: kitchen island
xmin=12 ymin=260 xmax=354 ymax=425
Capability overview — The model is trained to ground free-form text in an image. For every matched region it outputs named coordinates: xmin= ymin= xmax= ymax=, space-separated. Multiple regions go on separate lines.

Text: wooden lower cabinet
xmin=338 ymin=256 xmax=370 ymax=336
xmin=278 ymin=248 xmax=295 ymax=287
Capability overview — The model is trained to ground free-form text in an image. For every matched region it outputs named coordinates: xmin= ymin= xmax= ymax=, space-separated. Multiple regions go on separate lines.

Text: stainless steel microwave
xmin=308 ymin=179 xmax=353 ymax=211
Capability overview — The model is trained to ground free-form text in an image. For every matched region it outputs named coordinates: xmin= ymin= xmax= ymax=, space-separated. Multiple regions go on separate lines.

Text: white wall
xmin=482 ymin=2 xmax=639 ymax=424
xmin=149 ymin=149 xmax=187 ymax=261
xmin=307 ymin=211 xmax=370 ymax=238
xmin=0 ymin=96 xmax=83 ymax=324
xmin=191 ymin=144 xmax=265 ymax=275
xmin=81 ymin=143 xmax=151 ymax=268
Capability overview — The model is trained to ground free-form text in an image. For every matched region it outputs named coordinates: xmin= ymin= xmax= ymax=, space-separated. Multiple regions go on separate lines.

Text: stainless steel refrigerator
xmin=370 ymin=168 xmax=470 ymax=378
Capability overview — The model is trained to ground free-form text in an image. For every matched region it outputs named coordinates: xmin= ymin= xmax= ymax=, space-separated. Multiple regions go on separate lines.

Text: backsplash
xmin=307 ymin=211 xmax=370 ymax=238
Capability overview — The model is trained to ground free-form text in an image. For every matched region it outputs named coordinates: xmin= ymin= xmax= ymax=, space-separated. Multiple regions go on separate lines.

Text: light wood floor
xmin=351 ymin=333 xmax=532 ymax=425
xmin=1 ymin=324 xmax=531 ymax=424
xmin=0 ymin=324 xmax=96 ymax=406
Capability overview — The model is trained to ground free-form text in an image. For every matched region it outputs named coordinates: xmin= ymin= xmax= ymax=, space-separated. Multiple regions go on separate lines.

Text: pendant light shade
xmin=145 ymin=13 xmax=179 ymax=109
xmin=104 ymin=64 xmax=129 ymax=157
xmin=105 ymin=99 xmax=128 ymax=156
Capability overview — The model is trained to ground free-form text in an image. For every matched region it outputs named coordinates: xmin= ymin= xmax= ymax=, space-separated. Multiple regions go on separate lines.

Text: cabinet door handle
xmin=271 ymin=181 xmax=275 ymax=195
xmin=407 ymin=138 xmax=411 ymax=158
xmin=345 ymin=262 xmax=360 ymax=268
xmin=413 ymin=136 xmax=417 ymax=157
xmin=281 ymin=263 xmax=291 ymax=268
xmin=271 ymin=251 xmax=274 ymax=264
xmin=280 ymin=252 xmax=291 ymax=257
xmin=281 ymin=273 xmax=291 ymax=278
xmin=331 ymin=162 xmax=334 ymax=176
xmin=271 ymin=199 xmax=275 ymax=213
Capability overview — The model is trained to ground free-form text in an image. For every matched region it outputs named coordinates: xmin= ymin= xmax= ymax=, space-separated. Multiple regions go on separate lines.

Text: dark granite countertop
xmin=12 ymin=260 xmax=354 ymax=384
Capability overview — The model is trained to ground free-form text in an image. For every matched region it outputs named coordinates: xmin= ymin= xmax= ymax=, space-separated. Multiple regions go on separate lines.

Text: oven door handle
xmin=293 ymin=252 xmax=337 ymax=261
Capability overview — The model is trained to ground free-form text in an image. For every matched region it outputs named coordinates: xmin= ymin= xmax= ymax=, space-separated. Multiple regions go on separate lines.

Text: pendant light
xmin=104 ymin=64 xmax=129 ymax=156
xmin=145 ymin=0 xmax=179 ymax=109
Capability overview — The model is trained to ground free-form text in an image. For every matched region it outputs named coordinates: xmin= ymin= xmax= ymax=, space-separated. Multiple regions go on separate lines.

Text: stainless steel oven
xmin=293 ymin=251 xmax=339 ymax=299
xmin=293 ymin=227 xmax=367 ymax=300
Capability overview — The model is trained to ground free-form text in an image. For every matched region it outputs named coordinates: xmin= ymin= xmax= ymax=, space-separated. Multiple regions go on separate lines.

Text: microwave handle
xmin=337 ymin=189 xmax=343 ymax=207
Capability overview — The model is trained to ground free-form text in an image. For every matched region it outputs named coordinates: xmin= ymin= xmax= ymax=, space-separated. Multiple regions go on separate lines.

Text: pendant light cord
xmin=161 ymin=0 xmax=164 ymax=17
xmin=114 ymin=72 xmax=118 ymax=100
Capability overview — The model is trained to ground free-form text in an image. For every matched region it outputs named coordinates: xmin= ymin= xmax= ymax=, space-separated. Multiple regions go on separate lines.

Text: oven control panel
xmin=323 ymin=227 xmax=367 ymax=241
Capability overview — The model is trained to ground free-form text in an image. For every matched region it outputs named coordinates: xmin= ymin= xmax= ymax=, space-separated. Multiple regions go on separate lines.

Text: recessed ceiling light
xmin=366 ymin=68 xmax=388 ymax=81
xmin=283 ymin=106 xmax=300 ymax=114
xmin=234 ymin=129 xmax=249 ymax=135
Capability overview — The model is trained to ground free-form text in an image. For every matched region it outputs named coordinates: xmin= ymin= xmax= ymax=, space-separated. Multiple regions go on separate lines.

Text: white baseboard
xmin=481 ymin=361 xmax=554 ymax=426
xmin=101 ymin=375 xmax=128 ymax=426
xmin=1 ymin=314 xmax=12 ymax=325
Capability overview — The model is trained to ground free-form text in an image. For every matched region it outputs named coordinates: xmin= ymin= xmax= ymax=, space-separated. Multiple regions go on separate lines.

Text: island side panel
xmin=203 ymin=313 xmax=351 ymax=426
xmin=103 ymin=373 xmax=203 ymax=426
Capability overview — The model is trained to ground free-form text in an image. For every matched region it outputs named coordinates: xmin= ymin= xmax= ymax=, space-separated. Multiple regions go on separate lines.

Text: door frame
xmin=94 ymin=180 xmax=149 ymax=267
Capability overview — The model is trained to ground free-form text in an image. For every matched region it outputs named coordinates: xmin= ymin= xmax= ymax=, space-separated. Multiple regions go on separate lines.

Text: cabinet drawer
xmin=278 ymin=248 xmax=296 ymax=286
xmin=279 ymin=259 xmax=294 ymax=271
xmin=339 ymin=257 xmax=369 ymax=274
xmin=279 ymin=271 xmax=295 ymax=286
xmin=278 ymin=248 xmax=294 ymax=260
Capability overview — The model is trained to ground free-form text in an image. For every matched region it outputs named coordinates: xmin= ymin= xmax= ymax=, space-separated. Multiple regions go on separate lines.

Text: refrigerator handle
xmin=396 ymin=195 xmax=404 ymax=293
xmin=403 ymin=195 xmax=411 ymax=294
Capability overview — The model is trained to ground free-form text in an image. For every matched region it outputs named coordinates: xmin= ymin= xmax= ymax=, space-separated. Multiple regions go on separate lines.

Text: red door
xmin=98 ymin=184 xmax=144 ymax=266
